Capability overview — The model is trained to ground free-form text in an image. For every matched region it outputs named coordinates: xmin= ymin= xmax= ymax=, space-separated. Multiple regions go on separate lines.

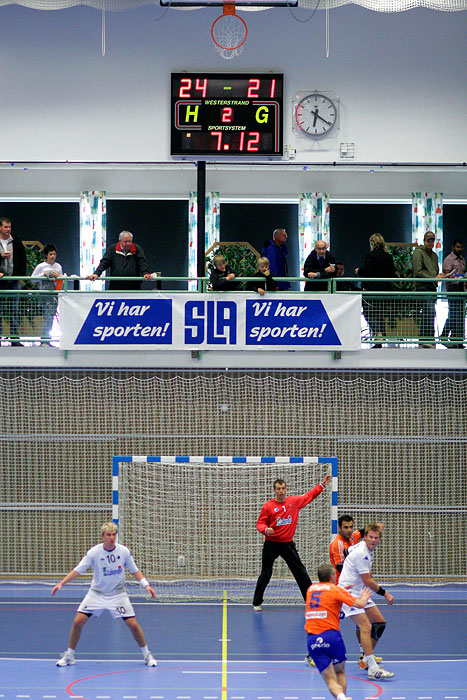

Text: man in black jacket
xmin=304 ymin=240 xmax=337 ymax=292
xmin=88 ymin=231 xmax=153 ymax=291
xmin=0 ymin=217 xmax=27 ymax=345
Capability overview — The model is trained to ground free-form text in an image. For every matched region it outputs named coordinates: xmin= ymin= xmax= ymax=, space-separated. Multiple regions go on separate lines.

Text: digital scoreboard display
xmin=170 ymin=73 xmax=283 ymax=157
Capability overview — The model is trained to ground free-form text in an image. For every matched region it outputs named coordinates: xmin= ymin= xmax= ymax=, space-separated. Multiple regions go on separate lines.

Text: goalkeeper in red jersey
xmin=252 ymin=475 xmax=331 ymax=611
xmin=305 ymin=563 xmax=373 ymax=700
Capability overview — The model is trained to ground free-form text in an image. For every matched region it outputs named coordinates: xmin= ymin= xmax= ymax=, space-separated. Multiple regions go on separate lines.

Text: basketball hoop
xmin=211 ymin=2 xmax=248 ymax=60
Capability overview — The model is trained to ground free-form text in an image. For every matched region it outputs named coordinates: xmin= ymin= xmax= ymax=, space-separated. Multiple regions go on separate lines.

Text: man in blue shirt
xmin=262 ymin=229 xmax=290 ymax=290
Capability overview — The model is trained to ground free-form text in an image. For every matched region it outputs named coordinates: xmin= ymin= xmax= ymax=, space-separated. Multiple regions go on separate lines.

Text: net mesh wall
xmin=0 ymin=1 xmax=465 ymax=13
xmin=1 ymin=369 xmax=466 ymax=588
xmin=116 ymin=457 xmax=333 ymax=603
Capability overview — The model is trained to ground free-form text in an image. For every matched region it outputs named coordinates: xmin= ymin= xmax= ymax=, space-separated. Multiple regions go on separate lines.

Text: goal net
xmin=114 ymin=455 xmax=337 ymax=603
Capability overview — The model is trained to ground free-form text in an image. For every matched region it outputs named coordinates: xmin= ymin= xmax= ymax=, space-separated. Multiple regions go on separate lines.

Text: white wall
xmin=0 ymin=3 xmax=466 ymax=197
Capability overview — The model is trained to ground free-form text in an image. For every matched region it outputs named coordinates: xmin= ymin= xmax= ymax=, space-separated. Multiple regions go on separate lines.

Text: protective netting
xmin=117 ymin=458 xmax=333 ymax=602
xmin=0 ymin=0 xmax=465 ymax=12
xmin=1 ymin=369 xmax=466 ymax=589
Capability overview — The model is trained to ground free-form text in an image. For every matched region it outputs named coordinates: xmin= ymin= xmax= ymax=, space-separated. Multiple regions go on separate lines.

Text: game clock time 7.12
xmin=171 ymin=73 xmax=283 ymax=157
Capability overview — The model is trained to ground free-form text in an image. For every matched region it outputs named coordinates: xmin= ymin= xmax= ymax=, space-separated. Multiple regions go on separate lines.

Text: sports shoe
xmin=359 ymin=654 xmax=383 ymax=669
xmin=305 ymin=654 xmax=316 ymax=667
xmin=56 ymin=651 xmax=75 ymax=666
xmin=144 ymin=652 xmax=157 ymax=667
xmin=253 ymin=605 xmax=262 ymax=611
xmin=368 ymin=666 xmax=394 ymax=680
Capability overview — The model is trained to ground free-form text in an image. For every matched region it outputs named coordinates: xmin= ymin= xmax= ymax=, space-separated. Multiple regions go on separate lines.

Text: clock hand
xmin=316 ymin=113 xmax=333 ymax=127
xmin=312 ymin=108 xmax=318 ymax=127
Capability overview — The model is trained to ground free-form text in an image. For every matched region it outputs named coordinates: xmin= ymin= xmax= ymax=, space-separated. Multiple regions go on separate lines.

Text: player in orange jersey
xmin=329 ymin=514 xmax=361 ymax=584
xmin=305 ymin=563 xmax=373 ymax=700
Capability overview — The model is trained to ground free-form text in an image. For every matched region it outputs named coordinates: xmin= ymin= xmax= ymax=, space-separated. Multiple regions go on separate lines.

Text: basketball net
xmin=211 ymin=2 xmax=248 ymax=60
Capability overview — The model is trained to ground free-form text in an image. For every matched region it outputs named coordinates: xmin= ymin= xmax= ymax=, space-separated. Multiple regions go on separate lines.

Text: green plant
xmin=22 ymin=247 xmax=44 ymax=320
xmin=25 ymin=248 xmax=43 ymax=276
xmin=206 ymin=243 xmax=259 ymax=288
xmin=386 ymin=243 xmax=421 ymax=332
xmin=387 ymin=243 xmax=416 ymax=291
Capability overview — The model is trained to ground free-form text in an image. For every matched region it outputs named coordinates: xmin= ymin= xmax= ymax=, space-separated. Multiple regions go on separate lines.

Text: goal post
xmin=113 ymin=455 xmax=338 ymax=603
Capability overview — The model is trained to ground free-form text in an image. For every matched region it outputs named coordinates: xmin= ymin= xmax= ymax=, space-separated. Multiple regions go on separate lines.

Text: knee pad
xmin=371 ymin=621 xmax=386 ymax=641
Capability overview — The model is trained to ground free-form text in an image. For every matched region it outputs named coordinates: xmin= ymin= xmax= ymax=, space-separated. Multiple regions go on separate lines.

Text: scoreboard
xmin=170 ymin=73 xmax=284 ymax=157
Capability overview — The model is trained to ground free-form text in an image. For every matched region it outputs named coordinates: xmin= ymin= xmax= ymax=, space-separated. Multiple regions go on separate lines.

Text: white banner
xmin=59 ymin=293 xmax=361 ymax=351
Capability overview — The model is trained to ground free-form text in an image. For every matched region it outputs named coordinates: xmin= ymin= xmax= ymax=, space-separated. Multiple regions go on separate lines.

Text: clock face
xmin=294 ymin=93 xmax=337 ymax=138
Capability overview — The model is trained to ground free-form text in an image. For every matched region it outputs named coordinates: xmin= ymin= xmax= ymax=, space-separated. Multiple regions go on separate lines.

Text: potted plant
xmin=386 ymin=242 xmax=420 ymax=339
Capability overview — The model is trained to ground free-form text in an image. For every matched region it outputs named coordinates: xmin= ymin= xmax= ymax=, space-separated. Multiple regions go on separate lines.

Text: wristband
xmin=376 ymin=586 xmax=386 ymax=596
xmin=140 ymin=578 xmax=149 ymax=589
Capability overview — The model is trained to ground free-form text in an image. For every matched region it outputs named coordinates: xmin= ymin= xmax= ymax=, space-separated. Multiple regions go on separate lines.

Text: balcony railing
xmin=0 ymin=275 xmax=465 ymax=349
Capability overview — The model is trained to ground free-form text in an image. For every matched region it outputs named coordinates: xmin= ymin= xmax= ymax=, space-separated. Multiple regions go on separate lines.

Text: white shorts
xmin=341 ymin=595 xmax=376 ymax=618
xmin=78 ymin=589 xmax=135 ymax=619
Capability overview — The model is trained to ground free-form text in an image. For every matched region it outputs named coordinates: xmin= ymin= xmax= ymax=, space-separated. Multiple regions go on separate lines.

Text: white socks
xmin=140 ymin=644 xmax=149 ymax=658
xmin=366 ymin=654 xmax=379 ymax=672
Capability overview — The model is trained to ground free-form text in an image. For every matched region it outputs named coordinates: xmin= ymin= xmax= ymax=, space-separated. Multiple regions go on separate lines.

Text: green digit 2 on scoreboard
xmin=171 ymin=73 xmax=284 ymax=157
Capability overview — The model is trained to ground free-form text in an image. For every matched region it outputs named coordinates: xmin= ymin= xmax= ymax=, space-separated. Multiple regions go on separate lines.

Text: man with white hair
xmin=88 ymin=230 xmax=153 ymax=290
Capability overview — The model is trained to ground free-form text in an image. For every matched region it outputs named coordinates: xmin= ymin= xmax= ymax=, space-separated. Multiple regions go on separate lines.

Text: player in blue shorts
xmin=305 ymin=563 xmax=372 ymax=700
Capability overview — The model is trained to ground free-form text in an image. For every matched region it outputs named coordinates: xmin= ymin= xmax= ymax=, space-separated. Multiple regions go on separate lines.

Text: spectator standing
xmin=412 ymin=231 xmax=446 ymax=347
xmin=0 ymin=216 xmax=27 ymax=346
xmin=304 ymin=241 xmax=336 ymax=292
xmin=261 ymin=229 xmax=290 ymax=290
xmin=442 ymin=238 xmax=465 ymax=348
xmin=32 ymin=244 xmax=63 ymax=344
xmin=355 ymin=234 xmax=396 ymax=348
xmin=88 ymin=230 xmax=153 ymax=290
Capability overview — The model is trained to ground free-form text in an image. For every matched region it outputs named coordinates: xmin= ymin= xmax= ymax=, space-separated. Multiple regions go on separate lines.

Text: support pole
xmin=197 ymin=160 xmax=206 ymax=280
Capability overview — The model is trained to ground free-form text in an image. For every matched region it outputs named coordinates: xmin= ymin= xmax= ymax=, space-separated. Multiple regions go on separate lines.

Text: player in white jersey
xmin=51 ymin=521 xmax=157 ymax=668
xmin=338 ymin=523 xmax=395 ymax=681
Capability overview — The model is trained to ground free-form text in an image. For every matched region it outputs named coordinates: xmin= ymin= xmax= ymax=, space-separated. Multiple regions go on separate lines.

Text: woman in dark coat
xmin=355 ymin=233 xmax=396 ymax=348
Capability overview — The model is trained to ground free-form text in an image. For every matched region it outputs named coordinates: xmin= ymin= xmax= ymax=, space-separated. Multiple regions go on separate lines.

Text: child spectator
xmin=247 ymin=257 xmax=278 ymax=295
xmin=32 ymin=244 xmax=63 ymax=344
xmin=210 ymin=254 xmax=238 ymax=291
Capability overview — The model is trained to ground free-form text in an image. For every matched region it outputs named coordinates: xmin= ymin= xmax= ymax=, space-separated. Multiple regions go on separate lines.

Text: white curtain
xmin=188 ymin=191 xmax=220 ymax=291
xmin=79 ymin=191 xmax=106 ymax=291
xmin=299 ymin=193 xmax=330 ymax=285
xmin=412 ymin=192 xmax=443 ymax=267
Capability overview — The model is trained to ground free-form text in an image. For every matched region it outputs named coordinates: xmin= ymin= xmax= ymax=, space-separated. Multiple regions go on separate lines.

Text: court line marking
xmin=183 ymin=671 xmax=267 ymax=674
xmin=0 ymin=657 xmax=466 ymax=663
xmin=2 ymin=601 xmax=466 ymax=607
xmin=222 ymin=589 xmax=228 ymax=700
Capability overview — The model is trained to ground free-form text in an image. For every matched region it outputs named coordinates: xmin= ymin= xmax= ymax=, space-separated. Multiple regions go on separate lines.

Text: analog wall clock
xmin=294 ymin=92 xmax=338 ymax=139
